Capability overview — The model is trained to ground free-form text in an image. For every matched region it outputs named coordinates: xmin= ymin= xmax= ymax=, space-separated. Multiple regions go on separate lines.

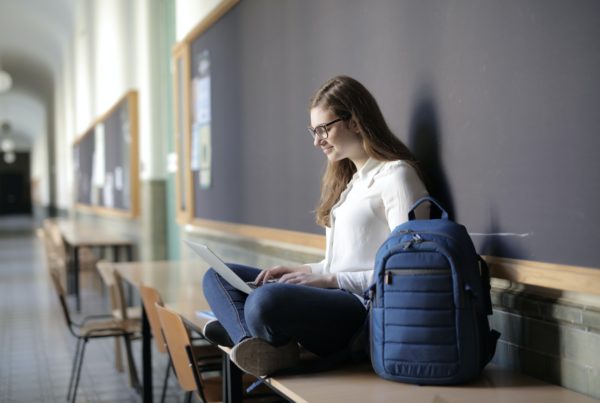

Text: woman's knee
xmin=244 ymin=286 xmax=287 ymax=335
xmin=202 ymin=268 xmax=220 ymax=293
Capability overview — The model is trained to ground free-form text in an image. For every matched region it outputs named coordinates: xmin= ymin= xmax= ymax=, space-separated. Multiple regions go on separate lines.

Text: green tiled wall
xmin=73 ymin=179 xmax=167 ymax=262
xmin=490 ymin=286 xmax=600 ymax=399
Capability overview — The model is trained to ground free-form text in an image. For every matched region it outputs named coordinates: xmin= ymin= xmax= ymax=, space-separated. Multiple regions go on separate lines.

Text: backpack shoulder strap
xmin=478 ymin=256 xmax=493 ymax=315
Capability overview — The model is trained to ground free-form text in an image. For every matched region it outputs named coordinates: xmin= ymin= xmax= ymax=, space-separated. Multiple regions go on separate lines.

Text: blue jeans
xmin=202 ymin=264 xmax=367 ymax=357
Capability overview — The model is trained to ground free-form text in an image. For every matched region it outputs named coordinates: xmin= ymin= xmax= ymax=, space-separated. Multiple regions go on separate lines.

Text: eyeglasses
xmin=307 ymin=116 xmax=347 ymax=140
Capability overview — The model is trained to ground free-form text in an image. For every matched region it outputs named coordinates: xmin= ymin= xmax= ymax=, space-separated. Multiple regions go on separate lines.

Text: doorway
xmin=0 ymin=152 xmax=32 ymax=215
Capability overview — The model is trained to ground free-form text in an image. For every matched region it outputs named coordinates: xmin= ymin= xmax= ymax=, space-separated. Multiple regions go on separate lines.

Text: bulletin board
xmin=73 ymin=91 xmax=139 ymax=218
xmin=173 ymin=0 xmax=600 ymax=292
xmin=73 ymin=127 xmax=95 ymax=206
xmin=172 ymin=0 xmax=240 ymax=225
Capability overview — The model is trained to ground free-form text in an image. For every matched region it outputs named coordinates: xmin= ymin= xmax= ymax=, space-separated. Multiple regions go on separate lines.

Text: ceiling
xmin=0 ymin=0 xmax=74 ymax=144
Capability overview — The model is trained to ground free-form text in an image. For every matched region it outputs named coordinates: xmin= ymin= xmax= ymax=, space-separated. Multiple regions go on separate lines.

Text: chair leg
xmin=115 ymin=337 xmax=124 ymax=372
xmin=70 ymin=339 xmax=88 ymax=403
xmin=185 ymin=345 xmax=208 ymax=403
xmin=123 ymin=335 xmax=141 ymax=390
xmin=109 ymin=286 xmax=124 ymax=373
xmin=184 ymin=391 xmax=193 ymax=403
xmin=160 ymin=357 xmax=172 ymax=403
xmin=67 ymin=338 xmax=82 ymax=401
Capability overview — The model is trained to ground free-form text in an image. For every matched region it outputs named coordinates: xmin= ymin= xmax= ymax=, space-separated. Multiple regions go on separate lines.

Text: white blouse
xmin=307 ymin=158 xmax=429 ymax=295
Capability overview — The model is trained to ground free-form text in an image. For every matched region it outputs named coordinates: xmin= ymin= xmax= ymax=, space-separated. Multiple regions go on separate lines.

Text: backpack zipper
xmin=395 ymin=229 xmax=460 ymax=246
xmin=385 ymin=268 xmax=450 ymax=284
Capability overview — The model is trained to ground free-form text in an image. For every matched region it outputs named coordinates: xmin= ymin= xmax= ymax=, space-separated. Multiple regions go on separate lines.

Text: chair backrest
xmin=38 ymin=228 xmax=54 ymax=264
xmin=48 ymin=269 xmax=75 ymax=335
xmin=139 ymin=285 xmax=167 ymax=354
xmin=97 ymin=262 xmax=129 ymax=320
xmin=43 ymin=218 xmax=67 ymax=261
xmin=155 ymin=304 xmax=200 ymax=392
xmin=112 ymin=269 xmax=129 ymax=320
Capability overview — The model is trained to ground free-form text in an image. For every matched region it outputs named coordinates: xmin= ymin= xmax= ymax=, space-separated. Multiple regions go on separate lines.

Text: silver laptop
xmin=183 ymin=239 xmax=258 ymax=294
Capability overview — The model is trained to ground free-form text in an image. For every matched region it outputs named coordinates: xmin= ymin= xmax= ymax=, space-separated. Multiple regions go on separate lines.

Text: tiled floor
xmin=0 ymin=216 xmax=187 ymax=403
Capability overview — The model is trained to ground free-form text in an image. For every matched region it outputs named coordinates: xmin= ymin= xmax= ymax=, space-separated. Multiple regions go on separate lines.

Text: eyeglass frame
xmin=307 ymin=115 xmax=350 ymax=140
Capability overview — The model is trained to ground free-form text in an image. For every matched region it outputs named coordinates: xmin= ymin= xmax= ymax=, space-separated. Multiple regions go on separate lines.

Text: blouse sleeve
xmin=306 ymin=259 xmax=325 ymax=274
xmin=381 ymin=162 xmax=429 ymax=229
xmin=304 ymin=226 xmax=330 ymax=274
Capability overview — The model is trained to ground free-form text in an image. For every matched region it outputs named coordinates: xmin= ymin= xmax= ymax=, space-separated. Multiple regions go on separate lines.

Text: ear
xmin=349 ymin=118 xmax=361 ymax=134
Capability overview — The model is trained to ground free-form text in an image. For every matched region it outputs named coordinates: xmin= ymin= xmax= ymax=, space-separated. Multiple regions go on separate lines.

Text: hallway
xmin=0 ymin=217 xmax=179 ymax=402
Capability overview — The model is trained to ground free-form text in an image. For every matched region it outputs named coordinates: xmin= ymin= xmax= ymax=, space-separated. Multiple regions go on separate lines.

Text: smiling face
xmin=310 ymin=106 xmax=369 ymax=169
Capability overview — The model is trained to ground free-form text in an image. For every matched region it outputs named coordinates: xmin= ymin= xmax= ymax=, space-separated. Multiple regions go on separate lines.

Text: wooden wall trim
xmin=187 ymin=219 xmax=600 ymax=295
xmin=128 ymin=91 xmax=140 ymax=218
xmin=73 ymin=90 xmax=136 ymax=144
xmin=190 ymin=218 xmax=326 ymax=251
xmin=183 ymin=0 xmax=239 ymax=44
xmin=172 ymin=43 xmax=191 ymax=225
xmin=74 ymin=203 xmax=135 ymax=219
xmin=484 ymin=255 xmax=600 ymax=296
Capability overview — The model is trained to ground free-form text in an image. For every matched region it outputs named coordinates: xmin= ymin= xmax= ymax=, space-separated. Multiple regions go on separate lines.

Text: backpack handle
xmin=408 ymin=196 xmax=449 ymax=220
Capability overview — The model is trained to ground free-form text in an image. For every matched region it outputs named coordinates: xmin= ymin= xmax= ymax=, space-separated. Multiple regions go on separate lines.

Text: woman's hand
xmin=278 ymin=272 xmax=339 ymax=289
xmin=254 ymin=265 xmax=311 ymax=285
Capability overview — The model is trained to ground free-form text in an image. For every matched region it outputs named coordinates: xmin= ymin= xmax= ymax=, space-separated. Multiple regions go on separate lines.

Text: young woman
xmin=202 ymin=76 xmax=429 ymax=376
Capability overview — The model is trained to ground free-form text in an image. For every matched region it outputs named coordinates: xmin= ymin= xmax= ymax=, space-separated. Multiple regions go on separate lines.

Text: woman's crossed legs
xmin=202 ymin=263 xmax=366 ymax=357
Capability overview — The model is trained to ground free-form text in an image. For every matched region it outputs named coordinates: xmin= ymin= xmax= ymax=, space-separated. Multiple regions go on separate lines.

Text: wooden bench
xmin=179 ymin=309 xmax=598 ymax=403
xmin=111 ymin=260 xmax=599 ymax=403
xmin=260 ymin=364 xmax=597 ymax=403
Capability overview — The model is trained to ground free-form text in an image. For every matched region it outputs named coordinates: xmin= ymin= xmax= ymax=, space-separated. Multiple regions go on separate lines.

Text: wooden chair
xmin=140 ymin=286 xmax=171 ymax=403
xmin=156 ymin=304 xmax=222 ymax=402
xmin=42 ymin=219 xmax=68 ymax=266
xmin=97 ymin=262 xmax=142 ymax=386
xmin=49 ymin=269 xmax=141 ymax=403
xmin=38 ymin=227 xmax=66 ymax=283
xmin=38 ymin=224 xmax=70 ymax=290
xmin=141 ymin=285 xmax=222 ymax=402
xmin=42 ymin=218 xmax=99 ymax=289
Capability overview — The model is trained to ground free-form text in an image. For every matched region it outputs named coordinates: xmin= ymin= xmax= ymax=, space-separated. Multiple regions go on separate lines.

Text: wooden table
xmin=59 ymin=220 xmax=135 ymax=311
xmin=112 ymin=260 xmax=599 ymax=403
xmin=114 ymin=260 xmax=209 ymax=403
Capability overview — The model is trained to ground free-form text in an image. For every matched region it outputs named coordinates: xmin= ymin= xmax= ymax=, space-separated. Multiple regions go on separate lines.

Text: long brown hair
xmin=310 ymin=76 xmax=423 ymax=227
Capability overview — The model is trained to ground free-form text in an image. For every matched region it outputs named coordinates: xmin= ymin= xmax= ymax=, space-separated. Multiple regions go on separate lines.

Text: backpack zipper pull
xmin=402 ymin=233 xmax=424 ymax=250
xmin=385 ymin=271 xmax=392 ymax=285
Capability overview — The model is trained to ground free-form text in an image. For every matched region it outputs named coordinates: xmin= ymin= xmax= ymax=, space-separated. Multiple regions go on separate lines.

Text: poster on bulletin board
xmin=191 ymin=49 xmax=212 ymax=189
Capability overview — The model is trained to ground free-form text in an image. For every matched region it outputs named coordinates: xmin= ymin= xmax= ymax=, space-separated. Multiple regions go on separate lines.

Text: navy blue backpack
xmin=367 ymin=196 xmax=500 ymax=384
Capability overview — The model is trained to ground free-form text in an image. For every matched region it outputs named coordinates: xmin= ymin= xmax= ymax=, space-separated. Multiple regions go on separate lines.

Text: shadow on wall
xmin=406 ymin=86 xmax=529 ymax=259
xmin=407 ymin=88 xmax=455 ymax=219
xmin=406 ymin=89 xmax=566 ymax=393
